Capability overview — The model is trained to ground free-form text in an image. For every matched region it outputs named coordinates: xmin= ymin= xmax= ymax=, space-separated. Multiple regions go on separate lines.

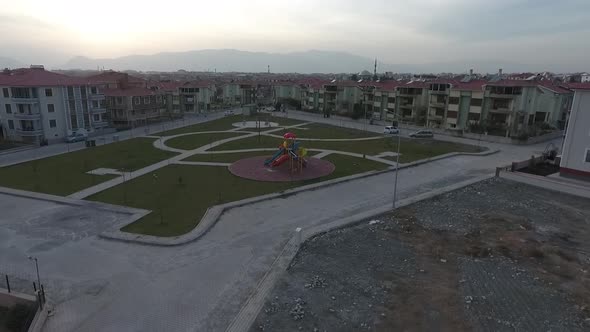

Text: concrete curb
xmin=98 ymin=148 xmax=499 ymax=246
xmin=225 ymin=174 xmax=494 ymax=332
xmin=0 ymin=145 xmax=36 ymax=156
xmin=498 ymin=171 xmax=590 ymax=199
xmin=0 ymin=186 xmax=149 ymax=217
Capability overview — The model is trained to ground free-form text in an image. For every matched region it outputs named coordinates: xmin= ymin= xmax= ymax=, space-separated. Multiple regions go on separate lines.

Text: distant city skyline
xmin=0 ymin=0 xmax=589 ymax=72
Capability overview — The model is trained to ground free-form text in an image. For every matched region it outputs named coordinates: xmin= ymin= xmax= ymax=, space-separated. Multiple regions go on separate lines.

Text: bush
xmin=350 ymin=103 xmax=364 ymax=120
xmin=515 ymin=130 xmax=530 ymax=141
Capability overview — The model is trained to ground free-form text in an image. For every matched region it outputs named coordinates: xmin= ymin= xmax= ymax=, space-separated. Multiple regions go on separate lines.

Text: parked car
xmin=383 ymin=126 xmax=400 ymax=134
xmin=224 ymin=110 xmax=235 ymax=116
xmin=65 ymin=132 xmax=87 ymax=143
xmin=409 ymin=130 xmax=434 ymax=138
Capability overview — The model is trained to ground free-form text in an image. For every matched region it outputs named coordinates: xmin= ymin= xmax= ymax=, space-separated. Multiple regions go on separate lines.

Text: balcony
xmin=490 ymin=106 xmax=511 ymax=114
xmin=448 ymin=104 xmax=459 ymax=111
xmin=16 ymin=128 xmax=43 ymax=136
xmin=430 ymin=101 xmax=446 ymax=108
xmin=92 ymin=121 xmax=109 ymax=128
xmin=90 ymin=93 xmax=105 ymax=100
xmin=469 ymin=105 xmax=482 ymax=113
xmin=11 ymin=97 xmax=39 ymax=103
xmin=90 ymin=107 xmax=107 ymax=114
xmin=14 ymin=112 xmax=41 ymax=120
xmin=387 ymin=102 xmax=395 ymax=108
xmin=373 ymin=101 xmax=381 ymax=107
xmin=489 ymin=93 xmax=516 ymax=99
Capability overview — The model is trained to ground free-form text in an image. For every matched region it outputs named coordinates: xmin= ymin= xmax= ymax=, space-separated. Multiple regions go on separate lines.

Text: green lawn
xmin=155 ymin=114 xmax=304 ymax=136
xmin=0 ymin=138 xmax=177 ymax=196
xmin=88 ymin=154 xmax=388 ymax=237
xmin=164 ymin=132 xmax=248 ymax=150
xmin=211 ymin=135 xmax=482 ymax=163
xmin=288 ymin=123 xmax=380 ymax=139
xmin=0 ymin=140 xmax=28 ymax=151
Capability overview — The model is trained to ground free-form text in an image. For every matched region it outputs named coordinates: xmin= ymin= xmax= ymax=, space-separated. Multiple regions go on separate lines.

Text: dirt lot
xmin=251 ymin=178 xmax=590 ymax=331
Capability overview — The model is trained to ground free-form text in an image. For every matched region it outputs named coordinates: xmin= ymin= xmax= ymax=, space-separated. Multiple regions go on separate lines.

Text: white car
xmin=409 ymin=130 xmax=434 ymax=138
xmin=383 ymin=126 xmax=400 ymax=134
xmin=224 ymin=110 xmax=235 ymax=116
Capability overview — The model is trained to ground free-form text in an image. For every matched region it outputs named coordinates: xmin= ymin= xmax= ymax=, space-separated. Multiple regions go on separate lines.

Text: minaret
xmin=268 ymin=65 xmax=270 ymax=74
xmin=373 ymin=58 xmax=378 ymax=81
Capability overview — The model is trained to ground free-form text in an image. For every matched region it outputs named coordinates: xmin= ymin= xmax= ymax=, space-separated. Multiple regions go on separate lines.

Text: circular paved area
xmin=232 ymin=121 xmax=279 ymax=128
xmin=229 ymin=156 xmax=335 ymax=182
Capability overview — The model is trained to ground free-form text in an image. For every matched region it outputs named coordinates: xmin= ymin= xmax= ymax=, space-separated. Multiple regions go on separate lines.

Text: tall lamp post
xmin=392 ymin=111 xmax=401 ymax=208
xmin=28 ymin=256 xmax=41 ymax=289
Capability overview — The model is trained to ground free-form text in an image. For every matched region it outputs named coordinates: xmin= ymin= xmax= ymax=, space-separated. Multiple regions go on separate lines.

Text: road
xmin=0 ymin=111 xmax=227 ymax=167
xmin=0 ymin=111 xmax=564 ymax=332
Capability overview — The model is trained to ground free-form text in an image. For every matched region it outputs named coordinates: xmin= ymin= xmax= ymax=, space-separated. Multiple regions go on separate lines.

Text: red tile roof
xmin=536 ymin=80 xmax=572 ymax=94
xmin=453 ymin=79 xmax=487 ymax=91
xmin=86 ymin=71 xmax=145 ymax=84
xmin=0 ymin=67 xmax=94 ymax=86
xmin=102 ymin=87 xmax=162 ymax=97
xmin=562 ymin=82 xmax=590 ymax=91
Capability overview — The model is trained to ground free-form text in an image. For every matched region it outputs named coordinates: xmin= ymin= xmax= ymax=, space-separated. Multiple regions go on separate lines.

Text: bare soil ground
xmin=251 ymin=178 xmax=590 ymax=331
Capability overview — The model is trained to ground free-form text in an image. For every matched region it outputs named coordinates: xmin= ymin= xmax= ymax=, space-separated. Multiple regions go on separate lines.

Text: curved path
xmin=1 ymin=113 xmax=565 ymax=332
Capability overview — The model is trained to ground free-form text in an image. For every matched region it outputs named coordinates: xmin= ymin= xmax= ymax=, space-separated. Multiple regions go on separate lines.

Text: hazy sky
xmin=0 ymin=0 xmax=589 ymax=71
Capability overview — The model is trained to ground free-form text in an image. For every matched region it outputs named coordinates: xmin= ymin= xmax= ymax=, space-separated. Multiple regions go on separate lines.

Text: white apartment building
xmin=560 ymin=83 xmax=590 ymax=180
xmin=0 ymin=66 xmax=106 ymax=143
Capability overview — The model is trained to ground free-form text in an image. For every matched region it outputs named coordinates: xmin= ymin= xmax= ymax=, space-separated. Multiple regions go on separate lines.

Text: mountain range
xmin=62 ymin=49 xmax=536 ymax=74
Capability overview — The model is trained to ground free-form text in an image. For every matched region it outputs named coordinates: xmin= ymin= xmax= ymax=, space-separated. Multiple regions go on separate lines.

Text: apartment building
xmin=361 ymin=81 xmax=400 ymax=121
xmin=272 ymin=82 xmax=302 ymax=104
xmin=560 ymin=83 xmax=590 ymax=180
xmin=426 ymin=81 xmax=451 ymax=128
xmin=0 ymin=66 xmax=106 ymax=143
xmin=422 ymin=77 xmax=572 ymax=136
xmin=322 ymin=80 xmax=363 ymax=114
xmin=177 ymin=81 xmax=214 ymax=114
xmin=88 ymin=71 xmax=166 ymax=127
xmin=447 ymin=79 xmax=487 ymax=130
xmin=396 ymin=82 xmax=429 ymax=123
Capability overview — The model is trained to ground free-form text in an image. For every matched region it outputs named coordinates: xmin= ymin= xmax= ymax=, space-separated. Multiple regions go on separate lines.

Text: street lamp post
xmin=392 ymin=112 xmax=401 ymax=209
xmin=28 ymin=256 xmax=41 ymax=289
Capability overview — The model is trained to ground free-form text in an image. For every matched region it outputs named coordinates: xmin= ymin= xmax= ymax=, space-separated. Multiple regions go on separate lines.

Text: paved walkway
xmin=0 ymin=109 xmax=569 ymax=332
xmin=173 ymin=161 xmax=231 ymax=167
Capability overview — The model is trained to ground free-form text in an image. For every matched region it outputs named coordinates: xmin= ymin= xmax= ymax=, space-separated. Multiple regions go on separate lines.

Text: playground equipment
xmin=264 ymin=132 xmax=308 ymax=172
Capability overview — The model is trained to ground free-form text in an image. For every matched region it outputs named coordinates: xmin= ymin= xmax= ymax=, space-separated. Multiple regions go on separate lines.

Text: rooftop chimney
xmin=498 ymin=68 xmax=503 ymax=76
xmin=469 ymin=69 xmax=473 ymax=76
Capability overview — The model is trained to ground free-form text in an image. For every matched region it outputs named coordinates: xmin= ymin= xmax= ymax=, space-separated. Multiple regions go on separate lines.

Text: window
xmin=117 ymin=97 xmax=123 ymax=104
xmin=134 ymin=97 xmax=140 ymax=105
xmin=47 ymin=104 xmax=55 ymax=113
xmin=91 ymin=87 xmax=97 ymax=94
xmin=471 ymin=98 xmax=482 ymax=106
xmin=143 ymin=96 xmax=150 ymax=104
xmin=468 ymin=112 xmax=480 ymax=121
xmin=49 ymin=119 xmax=57 ymax=128
xmin=45 ymin=88 xmax=53 ymax=97
xmin=2 ymin=88 xmax=8 ymax=98
xmin=8 ymin=120 xmax=14 ymax=129
xmin=586 ymin=149 xmax=590 ymax=163
xmin=449 ymin=97 xmax=459 ymax=104
xmin=92 ymin=100 xmax=99 ymax=108
xmin=156 ymin=95 xmax=162 ymax=103
xmin=93 ymin=114 xmax=100 ymax=121
xmin=5 ymin=104 xmax=11 ymax=114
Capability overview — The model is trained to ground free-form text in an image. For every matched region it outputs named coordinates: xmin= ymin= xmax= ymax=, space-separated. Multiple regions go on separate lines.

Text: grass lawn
xmin=164 ymin=132 xmax=248 ymax=150
xmin=0 ymin=138 xmax=177 ymax=196
xmin=288 ymin=123 xmax=380 ymax=139
xmin=211 ymin=135 xmax=482 ymax=163
xmin=155 ymin=114 xmax=303 ymax=136
xmin=88 ymin=154 xmax=388 ymax=237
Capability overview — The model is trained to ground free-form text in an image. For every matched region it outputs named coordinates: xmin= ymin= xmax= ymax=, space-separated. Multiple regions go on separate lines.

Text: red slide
xmin=271 ymin=154 xmax=289 ymax=167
